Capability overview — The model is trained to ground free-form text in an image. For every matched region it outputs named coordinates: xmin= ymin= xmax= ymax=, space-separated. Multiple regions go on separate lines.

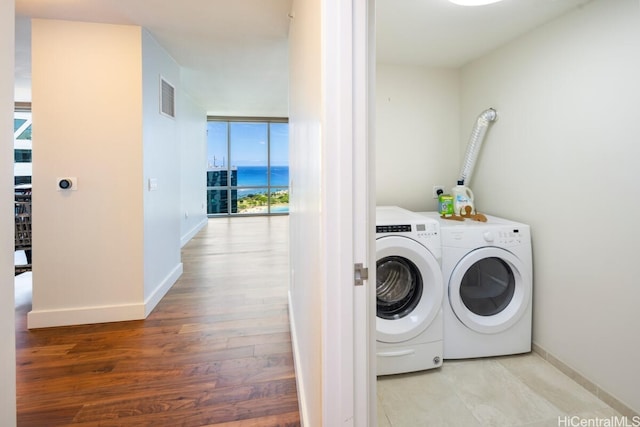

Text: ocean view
xmin=206 ymin=121 xmax=289 ymax=214
xmin=237 ymin=165 xmax=289 ymax=186
xmin=236 ymin=165 xmax=289 ymax=197
xmin=205 ymin=165 xmax=289 ymax=214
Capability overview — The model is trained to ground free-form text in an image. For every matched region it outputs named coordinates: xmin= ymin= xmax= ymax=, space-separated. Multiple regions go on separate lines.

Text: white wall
xmin=29 ymin=20 xmax=146 ymax=327
xmin=460 ymin=0 xmax=640 ymax=413
xmin=141 ymin=30 xmax=184 ymax=311
xmin=178 ymin=88 xmax=207 ymax=247
xmin=288 ymin=0 xmax=324 ymax=424
xmin=376 ymin=64 xmax=460 ymax=211
xmin=1 ymin=1 xmax=16 ymax=424
xmin=27 ymin=21 xmax=201 ymax=327
xmin=4 ymin=14 xmax=203 ymax=422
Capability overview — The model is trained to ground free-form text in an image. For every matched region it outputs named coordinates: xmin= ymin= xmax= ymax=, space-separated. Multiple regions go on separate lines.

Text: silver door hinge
xmin=354 ymin=263 xmax=369 ymax=286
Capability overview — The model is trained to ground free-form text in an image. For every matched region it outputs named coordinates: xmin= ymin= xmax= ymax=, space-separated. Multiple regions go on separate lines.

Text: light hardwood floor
xmin=15 ymin=216 xmax=300 ymax=427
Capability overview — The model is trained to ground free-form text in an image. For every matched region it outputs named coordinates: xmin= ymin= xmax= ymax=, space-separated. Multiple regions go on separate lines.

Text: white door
xmin=288 ymin=0 xmax=374 ymax=424
xmin=323 ymin=0 xmax=376 ymax=425
xmin=352 ymin=0 xmax=376 ymax=425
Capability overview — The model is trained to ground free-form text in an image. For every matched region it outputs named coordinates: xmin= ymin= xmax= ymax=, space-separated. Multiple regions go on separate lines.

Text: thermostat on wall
xmin=56 ymin=177 xmax=77 ymax=191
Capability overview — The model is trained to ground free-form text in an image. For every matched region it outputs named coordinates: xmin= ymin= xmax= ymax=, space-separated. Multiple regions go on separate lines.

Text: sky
xmin=207 ymin=121 xmax=289 ymax=167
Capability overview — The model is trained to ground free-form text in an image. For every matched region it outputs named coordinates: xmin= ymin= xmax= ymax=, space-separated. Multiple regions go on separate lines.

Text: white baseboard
xmin=28 ymin=302 xmax=145 ymax=329
xmin=144 ymin=262 xmax=183 ymax=317
xmin=180 ymin=217 xmax=208 ymax=247
xmin=289 ymin=290 xmax=310 ymax=427
xmin=27 ymin=263 xmax=183 ymax=329
xmin=532 ymin=342 xmax=639 ymax=418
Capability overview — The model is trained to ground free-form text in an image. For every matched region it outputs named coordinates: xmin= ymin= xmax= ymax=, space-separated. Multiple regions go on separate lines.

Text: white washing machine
xmin=419 ymin=212 xmax=533 ymax=359
xmin=376 ymin=206 xmax=444 ymax=375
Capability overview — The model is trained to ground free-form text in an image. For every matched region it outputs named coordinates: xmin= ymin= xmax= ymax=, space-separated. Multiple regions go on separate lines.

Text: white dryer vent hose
xmin=458 ymin=108 xmax=497 ymax=186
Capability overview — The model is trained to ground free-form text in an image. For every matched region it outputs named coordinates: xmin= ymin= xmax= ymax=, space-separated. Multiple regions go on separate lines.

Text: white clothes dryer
xmin=419 ymin=212 xmax=533 ymax=359
xmin=376 ymin=206 xmax=444 ymax=375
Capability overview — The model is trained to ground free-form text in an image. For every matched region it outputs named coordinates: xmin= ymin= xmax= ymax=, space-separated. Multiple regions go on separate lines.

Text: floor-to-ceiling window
xmin=206 ymin=117 xmax=289 ymax=216
xmin=14 ymin=105 xmax=33 ymax=273
xmin=14 ymin=108 xmax=32 ymax=186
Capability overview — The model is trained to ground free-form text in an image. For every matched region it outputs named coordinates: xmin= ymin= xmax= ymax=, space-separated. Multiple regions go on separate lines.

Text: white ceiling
xmin=14 ymin=0 xmax=294 ymax=116
xmin=14 ymin=0 xmax=591 ymax=115
xmin=376 ymin=0 xmax=592 ymax=67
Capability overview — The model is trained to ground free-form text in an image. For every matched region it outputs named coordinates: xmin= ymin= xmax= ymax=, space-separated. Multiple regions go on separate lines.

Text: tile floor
xmin=377 ymin=352 xmax=624 ymax=427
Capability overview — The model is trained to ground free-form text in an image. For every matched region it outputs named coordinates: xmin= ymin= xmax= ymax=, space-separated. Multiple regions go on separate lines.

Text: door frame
xmin=1 ymin=0 xmax=17 ymax=425
xmin=321 ymin=0 xmax=376 ymax=425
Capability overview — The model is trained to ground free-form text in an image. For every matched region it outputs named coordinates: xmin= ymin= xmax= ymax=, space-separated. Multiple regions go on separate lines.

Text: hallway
xmin=15 ymin=216 xmax=300 ymax=426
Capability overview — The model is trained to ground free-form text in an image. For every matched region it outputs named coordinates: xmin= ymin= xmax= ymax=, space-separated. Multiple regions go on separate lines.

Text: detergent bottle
xmin=452 ymin=181 xmax=474 ymax=216
xmin=438 ymin=193 xmax=454 ymax=217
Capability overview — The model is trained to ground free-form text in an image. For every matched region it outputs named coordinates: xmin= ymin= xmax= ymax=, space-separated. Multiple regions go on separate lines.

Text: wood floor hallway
xmin=15 ymin=216 xmax=300 ymax=426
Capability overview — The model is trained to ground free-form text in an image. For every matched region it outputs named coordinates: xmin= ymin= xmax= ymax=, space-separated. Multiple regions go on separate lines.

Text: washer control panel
xmin=376 ymin=224 xmax=411 ymax=233
xmin=375 ymin=218 xmax=442 ymax=257
xmin=376 ymin=223 xmax=438 ymax=238
xmin=415 ymin=222 xmax=439 ymax=239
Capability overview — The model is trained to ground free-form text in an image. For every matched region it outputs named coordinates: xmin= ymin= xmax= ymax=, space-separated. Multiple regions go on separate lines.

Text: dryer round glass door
xmin=448 ymin=247 xmax=530 ymax=334
xmin=376 ymin=236 xmax=444 ymax=343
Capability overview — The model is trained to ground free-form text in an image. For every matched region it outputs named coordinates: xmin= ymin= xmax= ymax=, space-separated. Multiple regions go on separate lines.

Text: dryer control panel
xmin=485 ymin=229 xmax=524 ymax=245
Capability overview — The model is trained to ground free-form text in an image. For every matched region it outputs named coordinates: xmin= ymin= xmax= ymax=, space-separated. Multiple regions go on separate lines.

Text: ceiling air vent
xmin=160 ymin=77 xmax=175 ymax=118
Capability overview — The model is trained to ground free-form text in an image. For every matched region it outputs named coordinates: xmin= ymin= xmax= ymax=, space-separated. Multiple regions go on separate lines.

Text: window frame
xmin=206 ymin=116 xmax=289 ymax=217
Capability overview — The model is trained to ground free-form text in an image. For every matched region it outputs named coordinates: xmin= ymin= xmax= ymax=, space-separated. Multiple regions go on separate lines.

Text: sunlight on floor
xmin=14 ymin=250 xmax=32 ymax=308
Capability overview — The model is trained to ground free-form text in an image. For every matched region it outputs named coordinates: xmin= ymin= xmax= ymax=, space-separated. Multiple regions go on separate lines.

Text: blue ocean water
xmin=237 ymin=166 xmax=289 ymax=197
xmin=237 ymin=165 xmax=289 ymax=187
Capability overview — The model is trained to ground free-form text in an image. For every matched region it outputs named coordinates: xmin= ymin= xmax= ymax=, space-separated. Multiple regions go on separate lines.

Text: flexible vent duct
xmin=458 ymin=108 xmax=497 ymax=186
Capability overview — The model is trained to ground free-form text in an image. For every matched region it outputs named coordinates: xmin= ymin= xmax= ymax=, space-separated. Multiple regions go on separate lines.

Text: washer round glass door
xmin=449 ymin=247 xmax=530 ymax=334
xmin=376 ymin=236 xmax=443 ymax=343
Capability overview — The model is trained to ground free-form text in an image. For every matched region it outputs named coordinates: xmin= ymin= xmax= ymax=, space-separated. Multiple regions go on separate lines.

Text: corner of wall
xmin=144 ymin=262 xmax=183 ymax=317
xmin=181 ymin=217 xmax=207 ymax=248
xmin=532 ymin=343 xmax=639 ymax=419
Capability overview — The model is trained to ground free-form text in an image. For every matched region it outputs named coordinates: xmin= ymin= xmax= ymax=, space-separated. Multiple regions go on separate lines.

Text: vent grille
xmin=160 ymin=78 xmax=175 ymax=118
